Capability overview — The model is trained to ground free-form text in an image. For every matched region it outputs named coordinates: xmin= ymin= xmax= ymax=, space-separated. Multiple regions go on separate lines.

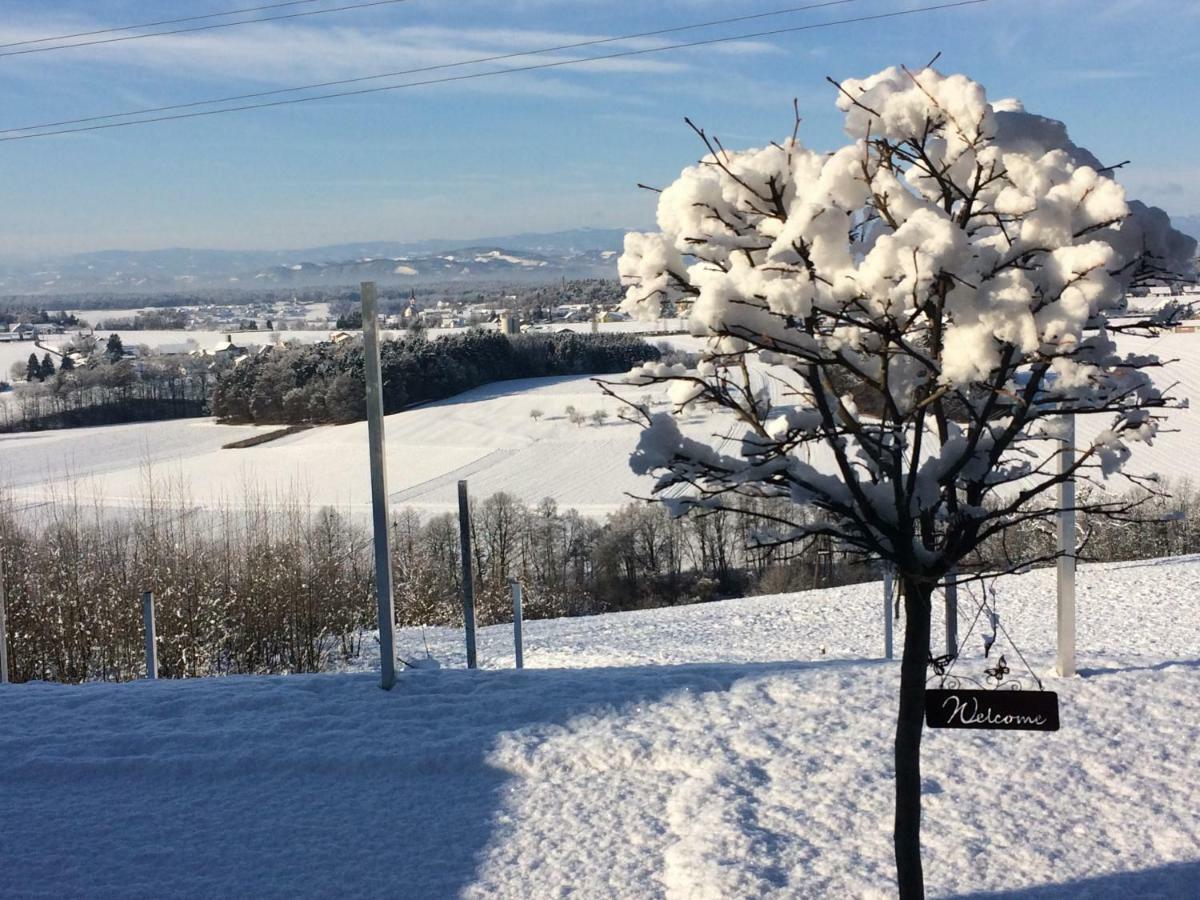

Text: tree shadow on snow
xmin=413 ymin=374 xmax=593 ymax=409
xmin=1095 ymin=554 xmax=1200 ymax=572
xmin=946 ymin=859 xmax=1200 ymax=899
xmin=1078 ymin=657 xmax=1200 ymax=677
xmin=0 ymin=659 xmax=828 ymax=900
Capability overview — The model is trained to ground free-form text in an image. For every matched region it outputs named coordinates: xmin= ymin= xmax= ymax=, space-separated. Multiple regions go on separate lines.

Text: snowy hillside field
xmin=4 ymin=327 xmax=1200 ymax=518
xmin=2 ymin=558 xmax=1197 ymax=898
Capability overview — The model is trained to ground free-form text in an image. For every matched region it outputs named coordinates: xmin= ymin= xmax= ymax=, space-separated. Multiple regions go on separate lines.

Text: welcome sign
xmin=926 ymin=689 xmax=1060 ymax=732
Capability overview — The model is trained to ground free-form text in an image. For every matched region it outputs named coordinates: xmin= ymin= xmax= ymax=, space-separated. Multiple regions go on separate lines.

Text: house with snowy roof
xmin=210 ymin=335 xmax=247 ymax=364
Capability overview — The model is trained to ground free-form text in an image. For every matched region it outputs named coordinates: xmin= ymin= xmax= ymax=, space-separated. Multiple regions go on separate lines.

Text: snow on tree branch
xmin=604 ymin=65 xmax=1197 ymax=576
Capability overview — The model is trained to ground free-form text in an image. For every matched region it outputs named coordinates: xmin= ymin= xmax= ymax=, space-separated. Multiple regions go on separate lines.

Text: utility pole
xmin=363 ymin=281 xmax=397 ymax=690
xmin=1057 ymin=411 xmax=1077 ymax=677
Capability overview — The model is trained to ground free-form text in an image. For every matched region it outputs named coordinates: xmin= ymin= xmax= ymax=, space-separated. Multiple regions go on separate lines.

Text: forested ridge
xmin=212 ymin=330 xmax=661 ymax=424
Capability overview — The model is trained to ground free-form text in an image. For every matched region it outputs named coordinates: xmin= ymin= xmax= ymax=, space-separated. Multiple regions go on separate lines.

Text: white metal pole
xmin=944 ymin=569 xmax=958 ymax=657
xmin=1057 ymin=411 xmax=1077 ymax=677
xmin=883 ymin=566 xmax=894 ymax=661
xmin=142 ymin=591 xmax=158 ymax=680
xmin=0 ymin=551 xmax=10 ymax=684
xmin=458 ymin=480 xmax=478 ymax=669
xmin=511 ymin=580 xmax=524 ymax=670
xmin=363 ymin=281 xmax=398 ymax=691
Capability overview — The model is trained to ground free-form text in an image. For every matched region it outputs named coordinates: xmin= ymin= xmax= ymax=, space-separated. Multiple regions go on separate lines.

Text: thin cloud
xmin=0 ymin=20 xmax=778 ymax=86
xmin=1060 ymin=68 xmax=1148 ymax=81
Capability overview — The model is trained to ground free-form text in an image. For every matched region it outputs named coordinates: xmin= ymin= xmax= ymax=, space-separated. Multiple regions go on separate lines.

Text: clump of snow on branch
xmin=611 ymin=65 xmax=1196 ymax=570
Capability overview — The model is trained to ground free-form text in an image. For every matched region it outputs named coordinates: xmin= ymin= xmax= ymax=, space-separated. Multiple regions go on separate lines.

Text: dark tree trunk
xmin=895 ymin=577 xmax=933 ymax=899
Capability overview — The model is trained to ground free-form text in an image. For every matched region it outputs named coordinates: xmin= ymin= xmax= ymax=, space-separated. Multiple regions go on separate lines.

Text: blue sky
xmin=0 ymin=0 xmax=1196 ymax=257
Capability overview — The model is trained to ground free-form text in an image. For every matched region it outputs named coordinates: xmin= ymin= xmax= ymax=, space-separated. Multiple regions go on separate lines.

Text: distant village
xmin=3 ymin=274 xmax=1194 ymax=369
xmin=2 ymin=288 xmax=657 ymax=347
xmin=0 ymin=281 xmax=691 ymax=393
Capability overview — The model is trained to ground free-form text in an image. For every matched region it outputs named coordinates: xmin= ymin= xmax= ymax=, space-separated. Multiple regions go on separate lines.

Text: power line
xmin=1 ymin=0 xmax=861 ymax=134
xmin=0 ymin=0 xmax=991 ymax=143
xmin=0 ymin=0 xmax=415 ymax=59
xmin=0 ymin=2 xmax=325 ymax=50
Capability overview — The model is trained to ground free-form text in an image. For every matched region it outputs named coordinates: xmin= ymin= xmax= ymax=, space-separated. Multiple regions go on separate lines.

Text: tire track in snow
xmin=388 ymin=447 xmax=517 ymax=504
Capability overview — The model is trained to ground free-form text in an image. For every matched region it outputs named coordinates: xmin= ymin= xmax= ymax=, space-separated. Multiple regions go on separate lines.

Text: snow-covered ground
xmin=0 ymin=375 xmax=671 ymax=516
xmin=2 ymin=557 xmax=1197 ymax=898
xmin=4 ymin=326 xmax=1200 ymax=518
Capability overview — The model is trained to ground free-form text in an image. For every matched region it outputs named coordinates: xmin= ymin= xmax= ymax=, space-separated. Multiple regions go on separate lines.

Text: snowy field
xmin=1 ymin=556 xmax=1197 ymax=898
xmin=0 ymin=375 xmax=672 ymax=517
xmin=3 ymin=327 xmax=1200 ymax=519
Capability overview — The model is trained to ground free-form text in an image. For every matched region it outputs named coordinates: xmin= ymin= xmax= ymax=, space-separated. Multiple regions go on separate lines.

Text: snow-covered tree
xmin=606 ymin=66 xmax=1196 ymax=898
xmin=104 ymin=333 xmax=124 ymax=363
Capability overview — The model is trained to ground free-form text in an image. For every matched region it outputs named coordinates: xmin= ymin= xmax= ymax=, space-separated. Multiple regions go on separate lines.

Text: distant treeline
xmin=0 ymin=306 xmax=80 ymax=328
xmin=94 ymin=309 xmax=189 ymax=330
xmin=212 ymin=330 xmax=661 ymax=425
xmin=2 ymin=330 xmax=659 ymax=434
xmin=1 ymin=347 xmax=215 ymax=433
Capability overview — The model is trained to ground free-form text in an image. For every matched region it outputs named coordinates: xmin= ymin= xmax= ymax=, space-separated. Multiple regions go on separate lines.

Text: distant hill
xmin=0 ymin=228 xmax=634 ymax=295
xmin=239 ymin=246 xmax=622 ymax=289
xmin=1174 ymin=215 xmax=1200 ymax=241
xmin=13 ymin=214 xmax=1191 ymax=297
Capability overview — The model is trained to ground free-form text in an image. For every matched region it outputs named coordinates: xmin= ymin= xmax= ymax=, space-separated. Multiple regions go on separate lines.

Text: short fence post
xmin=1057 ymin=410 xmax=1077 ymax=677
xmin=510 ymin=580 xmax=524 ymax=670
xmin=944 ymin=569 xmax=958 ymax=656
xmin=883 ymin=567 xmax=894 ymax=661
xmin=142 ymin=591 xmax=158 ymax=680
xmin=0 ymin=551 xmax=10 ymax=684
xmin=458 ymin=480 xmax=478 ymax=669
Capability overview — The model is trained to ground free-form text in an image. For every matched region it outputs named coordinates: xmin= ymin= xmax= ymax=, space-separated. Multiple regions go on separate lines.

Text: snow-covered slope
xmin=6 ymin=328 xmax=1200 ymax=519
xmin=1 ymin=558 xmax=1197 ymax=898
xmin=0 ymin=375 xmax=665 ymax=516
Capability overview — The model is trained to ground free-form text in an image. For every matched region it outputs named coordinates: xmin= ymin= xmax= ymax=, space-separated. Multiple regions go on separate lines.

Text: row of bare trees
xmin=0 ymin=481 xmax=847 ymax=684
xmin=4 ymin=478 xmax=1195 ymax=684
xmin=0 ymin=487 xmax=373 ymax=682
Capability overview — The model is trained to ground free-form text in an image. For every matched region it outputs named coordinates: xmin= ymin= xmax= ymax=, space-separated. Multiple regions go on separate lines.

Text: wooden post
xmin=1057 ymin=411 xmax=1077 ymax=677
xmin=510 ymin=580 xmax=524 ymax=670
xmin=458 ymin=480 xmax=478 ymax=670
xmin=363 ymin=281 xmax=397 ymax=691
xmin=0 ymin=552 xmax=10 ymax=684
xmin=142 ymin=591 xmax=158 ymax=680
xmin=883 ymin=566 xmax=894 ymax=661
